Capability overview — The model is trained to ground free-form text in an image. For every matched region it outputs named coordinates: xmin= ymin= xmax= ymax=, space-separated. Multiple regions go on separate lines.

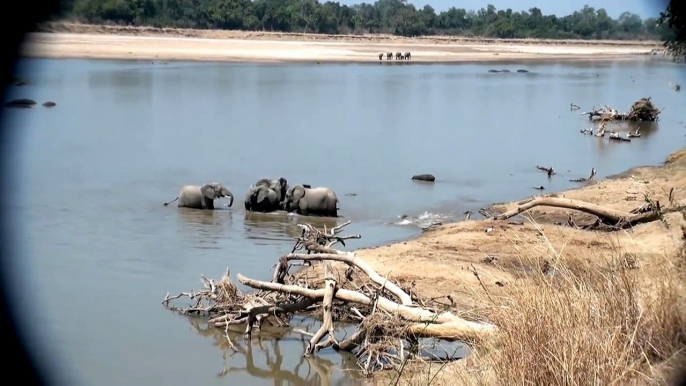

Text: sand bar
xmin=21 ymin=23 xmax=664 ymax=63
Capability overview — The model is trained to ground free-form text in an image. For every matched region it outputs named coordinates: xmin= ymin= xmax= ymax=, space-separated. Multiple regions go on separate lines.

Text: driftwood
xmin=570 ymin=167 xmax=597 ymax=183
xmin=536 ymin=165 xmax=555 ymax=177
xmin=163 ymin=221 xmax=496 ymax=376
xmin=609 ymin=131 xmax=631 ymax=142
xmin=583 ymin=98 xmax=661 ymax=122
xmin=627 ymin=127 xmax=641 ymax=138
xmin=492 ymin=196 xmax=662 ymax=229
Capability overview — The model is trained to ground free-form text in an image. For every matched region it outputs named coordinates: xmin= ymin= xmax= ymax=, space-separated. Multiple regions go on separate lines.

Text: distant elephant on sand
xmin=395 ymin=52 xmax=403 ymax=60
xmin=378 ymin=53 xmax=383 ymax=60
xmin=386 ymin=52 xmax=393 ymax=60
xmin=404 ymin=52 xmax=411 ymax=60
xmin=244 ymin=177 xmax=288 ymax=212
xmin=284 ymin=184 xmax=339 ymax=217
xmin=164 ymin=183 xmax=234 ymax=209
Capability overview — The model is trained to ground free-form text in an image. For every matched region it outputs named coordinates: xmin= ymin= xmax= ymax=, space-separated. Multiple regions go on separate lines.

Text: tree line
xmin=61 ymin=0 xmax=674 ymax=41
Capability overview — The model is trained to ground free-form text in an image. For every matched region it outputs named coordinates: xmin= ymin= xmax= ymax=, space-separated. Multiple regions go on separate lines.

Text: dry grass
xmin=482 ymin=225 xmax=685 ymax=385
xmin=385 ymin=218 xmax=686 ymax=386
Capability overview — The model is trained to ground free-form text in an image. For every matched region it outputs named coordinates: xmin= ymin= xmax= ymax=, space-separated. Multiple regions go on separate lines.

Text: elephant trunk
xmin=227 ymin=191 xmax=234 ymax=207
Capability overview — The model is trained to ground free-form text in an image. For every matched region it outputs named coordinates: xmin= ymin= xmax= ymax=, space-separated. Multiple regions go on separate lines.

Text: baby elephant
xmin=163 ymin=182 xmax=234 ymax=209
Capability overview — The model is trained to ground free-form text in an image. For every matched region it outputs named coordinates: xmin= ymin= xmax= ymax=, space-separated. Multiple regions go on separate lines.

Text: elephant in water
xmin=284 ymin=184 xmax=339 ymax=217
xmin=244 ymin=177 xmax=288 ymax=212
xmin=163 ymin=182 xmax=234 ymax=209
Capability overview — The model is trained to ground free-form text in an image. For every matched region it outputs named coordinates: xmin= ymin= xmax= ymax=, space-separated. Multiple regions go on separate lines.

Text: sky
xmin=335 ymin=0 xmax=670 ymax=19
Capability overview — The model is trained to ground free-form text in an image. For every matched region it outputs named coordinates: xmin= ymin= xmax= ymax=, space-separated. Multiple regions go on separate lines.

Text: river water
xmin=2 ymin=57 xmax=685 ymax=385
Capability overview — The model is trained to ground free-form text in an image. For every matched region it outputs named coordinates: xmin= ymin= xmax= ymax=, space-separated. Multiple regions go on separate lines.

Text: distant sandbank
xmin=20 ymin=22 xmax=665 ymax=64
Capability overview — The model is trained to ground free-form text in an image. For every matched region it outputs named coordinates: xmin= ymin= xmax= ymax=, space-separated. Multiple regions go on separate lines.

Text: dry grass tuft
xmin=480 ymin=223 xmax=686 ymax=385
xmin=389 ymin=220 xmax=686 ymax=386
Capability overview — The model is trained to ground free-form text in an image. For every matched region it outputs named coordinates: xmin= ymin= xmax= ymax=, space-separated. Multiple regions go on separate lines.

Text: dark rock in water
xmin=500 ymin=69 xmax=511 ymax=73
xmin=488 ymin=69 xmax=500 ymax=73
xmin=411 ymin=174 xmax=436 ymax=182
xmin=400 ymin=214 xmax=408 ymax=219
xmin=516 ymin=69 xmax=529 ymax=73
xmin=11 ymin=76 xmax=27 ymax=86
xmin=42 ymin=101 xmax=56 ymax=107
xmin=5 ymin=98 xmax=36 ymax=108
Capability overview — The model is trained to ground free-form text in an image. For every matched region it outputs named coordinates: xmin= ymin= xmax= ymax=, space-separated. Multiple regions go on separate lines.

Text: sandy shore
xmin=298 ymin=148 xmax=686 ymax=384
xmin=355 ymin=148 xmax=686 ymax=303
xmin=21 ymin=22 xmax=664 ymax=63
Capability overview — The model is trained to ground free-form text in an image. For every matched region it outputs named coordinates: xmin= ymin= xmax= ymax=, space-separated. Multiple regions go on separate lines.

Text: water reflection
xmin=189 ymin=318 xmax=361 ymax=385
xmin=243 ymin=211 xmax=343 ymax=243
xmin=177 ymin=209 xmax=233 ymax=249
xmin=87 ymin=68 xmax=154 ymax=106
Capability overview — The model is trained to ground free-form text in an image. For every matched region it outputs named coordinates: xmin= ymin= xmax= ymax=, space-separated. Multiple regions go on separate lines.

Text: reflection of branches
xmin=188 ymin=317 xmax=347 ymax=383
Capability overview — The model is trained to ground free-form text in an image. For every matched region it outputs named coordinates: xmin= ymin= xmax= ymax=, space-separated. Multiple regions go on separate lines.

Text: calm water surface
xmin=2 ymin=57 xmax=685 ymax=385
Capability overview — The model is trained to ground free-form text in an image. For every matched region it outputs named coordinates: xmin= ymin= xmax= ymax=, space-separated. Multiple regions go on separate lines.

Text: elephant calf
xmin=244 ymin=177 xmax=288 ymax=213
xmin=164 ymin=182 xmax=234 ymax=209
xmin=284 ymin=184 xmax=339 ymax=217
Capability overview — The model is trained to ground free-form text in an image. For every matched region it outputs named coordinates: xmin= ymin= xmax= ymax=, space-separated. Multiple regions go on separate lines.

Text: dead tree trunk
xmin=493 ymin=197 xmax=661 ymax=228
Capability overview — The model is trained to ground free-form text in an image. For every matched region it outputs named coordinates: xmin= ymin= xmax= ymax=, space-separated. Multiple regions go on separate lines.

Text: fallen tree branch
xmin=282 ymin=252 xmax=413 ymax=306
xmin=236 ymin=274 xmax=495 ymax=343
xmin=163 ymin=221 xmax=497 ymax=377
xmin=305 ymin=263 xmax=338 ymax=355
xmin=492 ymin=197 xmax=661 ymax=228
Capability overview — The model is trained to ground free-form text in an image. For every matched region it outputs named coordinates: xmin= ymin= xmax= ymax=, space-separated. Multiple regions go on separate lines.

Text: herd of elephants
xmin=379 ymin=51 xmax=412 ymax=61
xmin=163 ymin=178 xmax=340 ymax=217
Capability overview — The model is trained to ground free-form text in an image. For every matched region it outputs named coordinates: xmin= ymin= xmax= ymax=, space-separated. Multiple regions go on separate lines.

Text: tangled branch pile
xmin=163 ymin=221 xmax=497 ymax=376
xmin=584 ymin=97 xmax=661 ymax=122
xmin=626 ymin=97 xmax=661 ymax=121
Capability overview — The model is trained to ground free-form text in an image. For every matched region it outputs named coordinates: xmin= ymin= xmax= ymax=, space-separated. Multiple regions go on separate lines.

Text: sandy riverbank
xmin=20 ymin=22 xmax=664 ymax=63
xmin=300 ymin=148 xmax=686 ymax=384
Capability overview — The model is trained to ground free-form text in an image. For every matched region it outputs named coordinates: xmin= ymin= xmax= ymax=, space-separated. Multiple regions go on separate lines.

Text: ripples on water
xmin=5 ymin=57 xmax=686 ymax=385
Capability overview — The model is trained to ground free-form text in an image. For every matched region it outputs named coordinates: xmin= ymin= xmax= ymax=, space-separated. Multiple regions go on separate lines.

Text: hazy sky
xmin=336 ymin=0 xmax=670 ymax=18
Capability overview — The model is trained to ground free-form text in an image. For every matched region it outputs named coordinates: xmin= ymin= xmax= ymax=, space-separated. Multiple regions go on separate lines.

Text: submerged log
xmin=5 ymin=98 xmax=36 ymax=108
xmin=411 ymin=174 xmax=436 ymax=182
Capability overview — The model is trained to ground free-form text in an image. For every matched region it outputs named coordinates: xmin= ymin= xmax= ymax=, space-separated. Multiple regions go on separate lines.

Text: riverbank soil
xmin=352 ymin=148 xmax=686 ymax=385
xmin=21 ymin=22 xmax=663 ymax=63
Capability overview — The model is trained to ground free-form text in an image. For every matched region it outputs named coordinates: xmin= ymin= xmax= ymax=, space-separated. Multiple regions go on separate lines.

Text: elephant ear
xmin=293 ymin=185 xmax=306 ymax=202
xmin=256 ymin=187 xmax=269 ymax=204
xmin=200 ymin=183 xmax=218 ymax=200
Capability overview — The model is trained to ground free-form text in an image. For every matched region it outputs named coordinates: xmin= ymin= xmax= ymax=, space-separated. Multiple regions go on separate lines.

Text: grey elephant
xmin=244 ymin=185 xmax=278 ymax=212
xmin=163 ymin=182 xmax=234 ymax=209
xmin=284 ymin=184 xmax=339 ymax=217
xmin=244 ymin=177 xmax=288 ymax=213
xmin=256 ymin=177 xmax=288 ymax=204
